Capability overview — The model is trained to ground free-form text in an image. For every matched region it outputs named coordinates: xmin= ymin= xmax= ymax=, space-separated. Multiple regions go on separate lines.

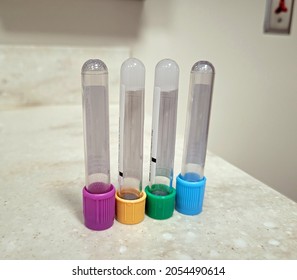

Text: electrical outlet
xmin=264 ymin=0 xmax=295 ymax=34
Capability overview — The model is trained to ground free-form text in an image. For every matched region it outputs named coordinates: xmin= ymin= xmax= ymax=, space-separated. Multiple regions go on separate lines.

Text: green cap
xmin=145 ymin=184 xmax=176 ymax=220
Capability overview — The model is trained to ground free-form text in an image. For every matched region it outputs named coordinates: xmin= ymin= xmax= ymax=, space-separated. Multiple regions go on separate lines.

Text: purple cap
xmin=82 ymin=185 xmax=115 ymax=230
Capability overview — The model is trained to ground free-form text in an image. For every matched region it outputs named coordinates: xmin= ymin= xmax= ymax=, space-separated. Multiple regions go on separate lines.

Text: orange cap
xmin=115 ymin=191 xmax=146 ymax=224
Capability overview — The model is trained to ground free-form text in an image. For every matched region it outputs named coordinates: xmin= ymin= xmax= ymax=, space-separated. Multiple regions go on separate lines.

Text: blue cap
xmin=175 ymin=174 xmax=206 ymax=215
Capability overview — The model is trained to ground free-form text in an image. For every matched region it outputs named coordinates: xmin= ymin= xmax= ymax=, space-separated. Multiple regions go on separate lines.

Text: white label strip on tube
xmin=150 ymin=87 xmax=161 ymax=183
xmin=119 ymin=84 xmax=125 ymax=184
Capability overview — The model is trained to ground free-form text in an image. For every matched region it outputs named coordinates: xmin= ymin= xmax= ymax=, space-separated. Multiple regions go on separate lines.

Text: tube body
xmin=118 ymin=58 xmax=145 ymax=200
xmin=149 ymin=59 xmax=179 ymax=195
xmin=181 ymin=61 xmax=215 ymax=182
xmin=81 ymin=59 xmax=111 ymax=194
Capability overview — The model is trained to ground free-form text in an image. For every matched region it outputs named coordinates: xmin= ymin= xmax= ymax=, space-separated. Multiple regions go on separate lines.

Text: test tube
xmin=81 ymin=59 xmax=115 ymax=230
xmin=145 ymin=59 xmax=179 ymax=220
xmin=115 ymin=58 xmax=147 ymax=224
xmin=176 ymin=61 xmax=215 ymax=215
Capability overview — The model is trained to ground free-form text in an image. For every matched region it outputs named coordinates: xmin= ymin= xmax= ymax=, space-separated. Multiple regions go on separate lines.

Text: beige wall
xmin=1 ymin=0 xmax=296 ymax=201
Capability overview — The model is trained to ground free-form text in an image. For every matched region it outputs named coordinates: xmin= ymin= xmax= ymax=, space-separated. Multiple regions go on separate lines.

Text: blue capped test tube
xmin=176 ymin=61 xmax=215 ymax=215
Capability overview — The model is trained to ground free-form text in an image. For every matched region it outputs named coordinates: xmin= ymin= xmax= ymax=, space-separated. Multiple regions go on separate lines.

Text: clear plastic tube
xmin=118 ymin=58 xmax=145 ymax=200
xmin=149 ymin=59 xmax=179 ymax=195
xmin=181 ymin=61 xmax=215 ymax=182
xmin=81 ymin=59 xmax=111 ymax=194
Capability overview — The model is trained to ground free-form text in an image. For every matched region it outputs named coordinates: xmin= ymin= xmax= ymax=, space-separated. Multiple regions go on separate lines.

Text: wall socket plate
xmin=264 ymin=0 xmax=295 ymax=34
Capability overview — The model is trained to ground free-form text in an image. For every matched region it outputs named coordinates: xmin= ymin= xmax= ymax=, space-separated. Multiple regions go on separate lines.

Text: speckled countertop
xmin=0 ymin=104 xmax=297 ymax=260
